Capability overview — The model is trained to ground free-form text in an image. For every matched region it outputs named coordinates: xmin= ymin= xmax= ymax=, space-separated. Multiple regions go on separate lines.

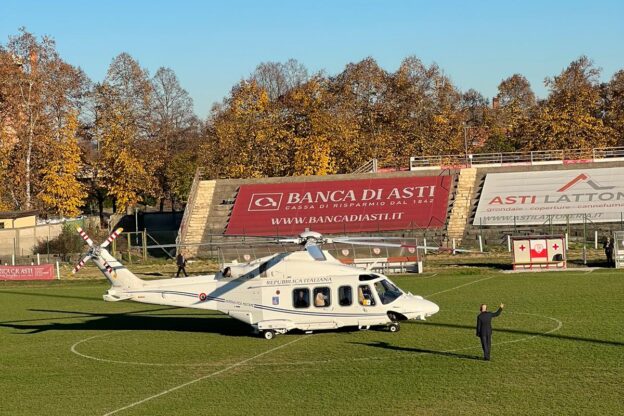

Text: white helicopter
xmin=73 ymin=228 xmax=440 ymax=339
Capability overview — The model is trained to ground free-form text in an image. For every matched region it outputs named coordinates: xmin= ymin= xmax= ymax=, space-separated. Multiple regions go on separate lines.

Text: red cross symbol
xmin=519 ymin=244 xmax=526 ymax=251
xmin=553 ymin=243 xmax=559 ymax=250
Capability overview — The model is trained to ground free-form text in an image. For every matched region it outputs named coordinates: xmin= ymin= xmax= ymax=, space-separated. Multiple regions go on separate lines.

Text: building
xmin=0 ymin=211 xmax=37 ymax=229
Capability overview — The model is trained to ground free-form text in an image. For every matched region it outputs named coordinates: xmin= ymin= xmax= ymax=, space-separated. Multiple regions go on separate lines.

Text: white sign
xmin=474 ymin=167 xmax=624 ymax=225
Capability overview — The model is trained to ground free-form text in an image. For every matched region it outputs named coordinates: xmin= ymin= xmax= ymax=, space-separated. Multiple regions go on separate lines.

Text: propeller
xmin=72 ymin=227 xmax=124 ymax=274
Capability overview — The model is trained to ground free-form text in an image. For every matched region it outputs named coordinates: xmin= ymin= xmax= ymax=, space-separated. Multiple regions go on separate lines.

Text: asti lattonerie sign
xmin=225 ymin=176 xmax=451 ymax=235
xmin=474 ymin=167 xmax=624 ymax=225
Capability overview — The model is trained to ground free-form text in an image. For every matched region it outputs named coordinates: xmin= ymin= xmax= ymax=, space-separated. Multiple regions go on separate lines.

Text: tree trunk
xmin=96 ymin=190 xmax=105 ymax=227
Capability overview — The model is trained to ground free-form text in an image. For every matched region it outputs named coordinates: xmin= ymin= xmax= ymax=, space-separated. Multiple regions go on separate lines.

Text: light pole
xmin=463 ymin=124 xmax=477 ymax=167
xmin=134 ymin=207 xmax=139 ymax=245
xmin=463 ymin=125 xmax=468 ymax=166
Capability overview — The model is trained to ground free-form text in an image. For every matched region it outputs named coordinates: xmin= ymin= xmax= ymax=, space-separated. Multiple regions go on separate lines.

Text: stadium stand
xmin=179 ymin=147 xmax=624 ymax=256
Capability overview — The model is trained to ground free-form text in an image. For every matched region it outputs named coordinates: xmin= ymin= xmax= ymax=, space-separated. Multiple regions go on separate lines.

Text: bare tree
xmin=251 ymin=59 xmax=308 ymax=100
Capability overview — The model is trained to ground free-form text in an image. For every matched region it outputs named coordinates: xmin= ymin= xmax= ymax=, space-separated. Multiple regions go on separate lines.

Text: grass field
xmin=1 ymin=267 xmax=623 ymax=415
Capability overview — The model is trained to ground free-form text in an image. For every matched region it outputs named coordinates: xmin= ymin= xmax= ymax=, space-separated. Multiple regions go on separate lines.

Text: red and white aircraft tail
xmin=73 ymin=227 xmax=143 ymax=293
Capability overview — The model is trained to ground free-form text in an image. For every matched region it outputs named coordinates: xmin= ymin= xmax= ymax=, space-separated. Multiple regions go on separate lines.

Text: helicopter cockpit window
xmin=358 ymin=284 xmax=376 ymax=306
xmin=374 ymin=279 xmax=402 ymax=305
xmin=358 ymin=274 xmax=376 ymax=282
xmin=313 ymin=287 xmax=331 ymax=307
xmin=338 ymin=286 xmax=352 ymax=306
xmin=293 ymin=288 xmax=310 ymax=308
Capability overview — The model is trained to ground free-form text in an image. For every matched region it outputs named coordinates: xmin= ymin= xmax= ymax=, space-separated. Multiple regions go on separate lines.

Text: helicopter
xmin=73 ymin=228 xmax=440 ymax=339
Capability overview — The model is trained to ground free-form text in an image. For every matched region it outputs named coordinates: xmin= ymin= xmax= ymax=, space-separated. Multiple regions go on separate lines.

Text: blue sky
xmin=1 ymin=0 xmax=623 ymax=117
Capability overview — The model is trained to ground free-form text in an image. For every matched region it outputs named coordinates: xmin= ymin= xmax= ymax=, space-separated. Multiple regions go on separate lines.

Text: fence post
xmin=56 ymin=261 xmax=60 ymax=280
xmin=583 ymin=214 xmax=587 ymax=265
xmin=565 ymin=233 xmax=569 ymax=251
xmin=142 ymin=230 xmax=147 ymax=260
xmin=479 ymin=217 xmax=483 ymax=249
xmin=37 ymin=253 xmax=40 ymax=265
xmin=478 ymin=235 xmax=483 ymax=253
xmin=594 ymin=230 xmax=598 ymax=249
xmin=567 ymin=215 xmax=570 ymax=239
xmin=507 ymin=235 xmax=511 ymax=252
xmin=127 ymin=233 xmax=132 ymax=264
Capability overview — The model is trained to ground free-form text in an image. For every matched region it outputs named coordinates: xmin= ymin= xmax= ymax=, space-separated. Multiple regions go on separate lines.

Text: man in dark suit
xmin=175 ymin=251 xmax=188 ymax=277
xmin=603 ymin=237 xmax=614 ymax=267
xmin=476 ymin=303 xmax=504 ymax=361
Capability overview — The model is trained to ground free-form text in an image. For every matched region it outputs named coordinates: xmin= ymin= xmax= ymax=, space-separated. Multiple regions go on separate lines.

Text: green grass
xmin=1 ymin=268 xmax=622 ymax=415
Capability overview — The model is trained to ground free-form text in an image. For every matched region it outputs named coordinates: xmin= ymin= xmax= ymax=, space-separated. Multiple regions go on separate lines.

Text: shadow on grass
xmin=0 ymin=290 xmax=103 ymax=302
xmin=428 ymin=261 xmax=512 ymax=271
xmin=410 ymin=321 xmax=624 ymax=347
xmin=351 ymin=341 xmax=482 ymax=360
xmin=0 ymin=308 xmax=254 ymax=337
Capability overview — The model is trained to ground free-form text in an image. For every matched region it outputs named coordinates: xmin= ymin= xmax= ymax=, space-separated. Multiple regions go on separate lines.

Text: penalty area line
xmin=102 ymin=335 xmax=308 ymax=416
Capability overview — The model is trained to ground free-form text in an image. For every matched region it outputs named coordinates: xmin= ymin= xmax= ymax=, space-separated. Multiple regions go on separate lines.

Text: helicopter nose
xmin=426 ymin=300 xmax=440 ymax=316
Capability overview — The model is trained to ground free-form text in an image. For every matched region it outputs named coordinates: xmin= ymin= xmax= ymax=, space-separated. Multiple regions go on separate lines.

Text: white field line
xmin=102 ymin=335 xmax=308 ymax=416
xmin=421 ymin=273 xmax=438 ymax=279
xmin=424 ymin=275 xmax=498 ymax=298
xmin=71 ymin=331 xmax=220 ymax=367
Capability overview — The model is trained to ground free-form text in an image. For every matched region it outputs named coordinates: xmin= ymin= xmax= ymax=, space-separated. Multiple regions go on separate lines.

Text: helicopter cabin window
xmin=293 ymin=288 xmax=310 ymax=308
xmin=313 ymin=287 xmax=331 ymax=307
xmin=358 ymin=274 xmax=376 ymax=282
xmin=259 ymin=261 xmax=268 ymax=277
xmin=338 ymin=286 xmax=352 ymax=306
xmin=374 ymin=279 xmax=402 ymax=305
xmin=358 ymin=285 xmax=376 ymax=306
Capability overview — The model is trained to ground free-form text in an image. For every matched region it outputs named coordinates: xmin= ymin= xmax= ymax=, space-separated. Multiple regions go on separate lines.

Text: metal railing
xmin=410 ymin=146 xmax=624 ymax=170
xmin=352 ymin=158 xmax=378 ymax=174
xmin=176 ymin=168 xmax=204 ymax=250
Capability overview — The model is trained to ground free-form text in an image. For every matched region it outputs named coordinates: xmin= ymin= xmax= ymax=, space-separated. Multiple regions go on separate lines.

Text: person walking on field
xmin=176 ymin=250 xmax=188 ymax=277
xmin=476 ymin=303 xmax=504 ymax=361
xmin=603 ymin=237 xmax=614 ymax=267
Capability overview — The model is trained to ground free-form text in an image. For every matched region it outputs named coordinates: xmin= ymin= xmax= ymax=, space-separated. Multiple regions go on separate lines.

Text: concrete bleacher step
xmin=446 ymin=167 xmax=477 ymax=243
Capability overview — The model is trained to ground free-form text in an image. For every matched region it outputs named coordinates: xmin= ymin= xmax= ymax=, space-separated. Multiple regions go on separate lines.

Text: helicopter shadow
xmin=351 ymin=341 xmax=482 ymax=360
xmin=0 ymin=308 xmax=255 ymax=337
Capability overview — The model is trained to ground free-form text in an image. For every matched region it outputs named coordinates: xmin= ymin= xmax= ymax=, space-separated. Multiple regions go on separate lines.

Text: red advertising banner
xmin=225 ymin=175 xmax=452 ymax=236
xmin=0 ymin=264 xmax=55 ymax=281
